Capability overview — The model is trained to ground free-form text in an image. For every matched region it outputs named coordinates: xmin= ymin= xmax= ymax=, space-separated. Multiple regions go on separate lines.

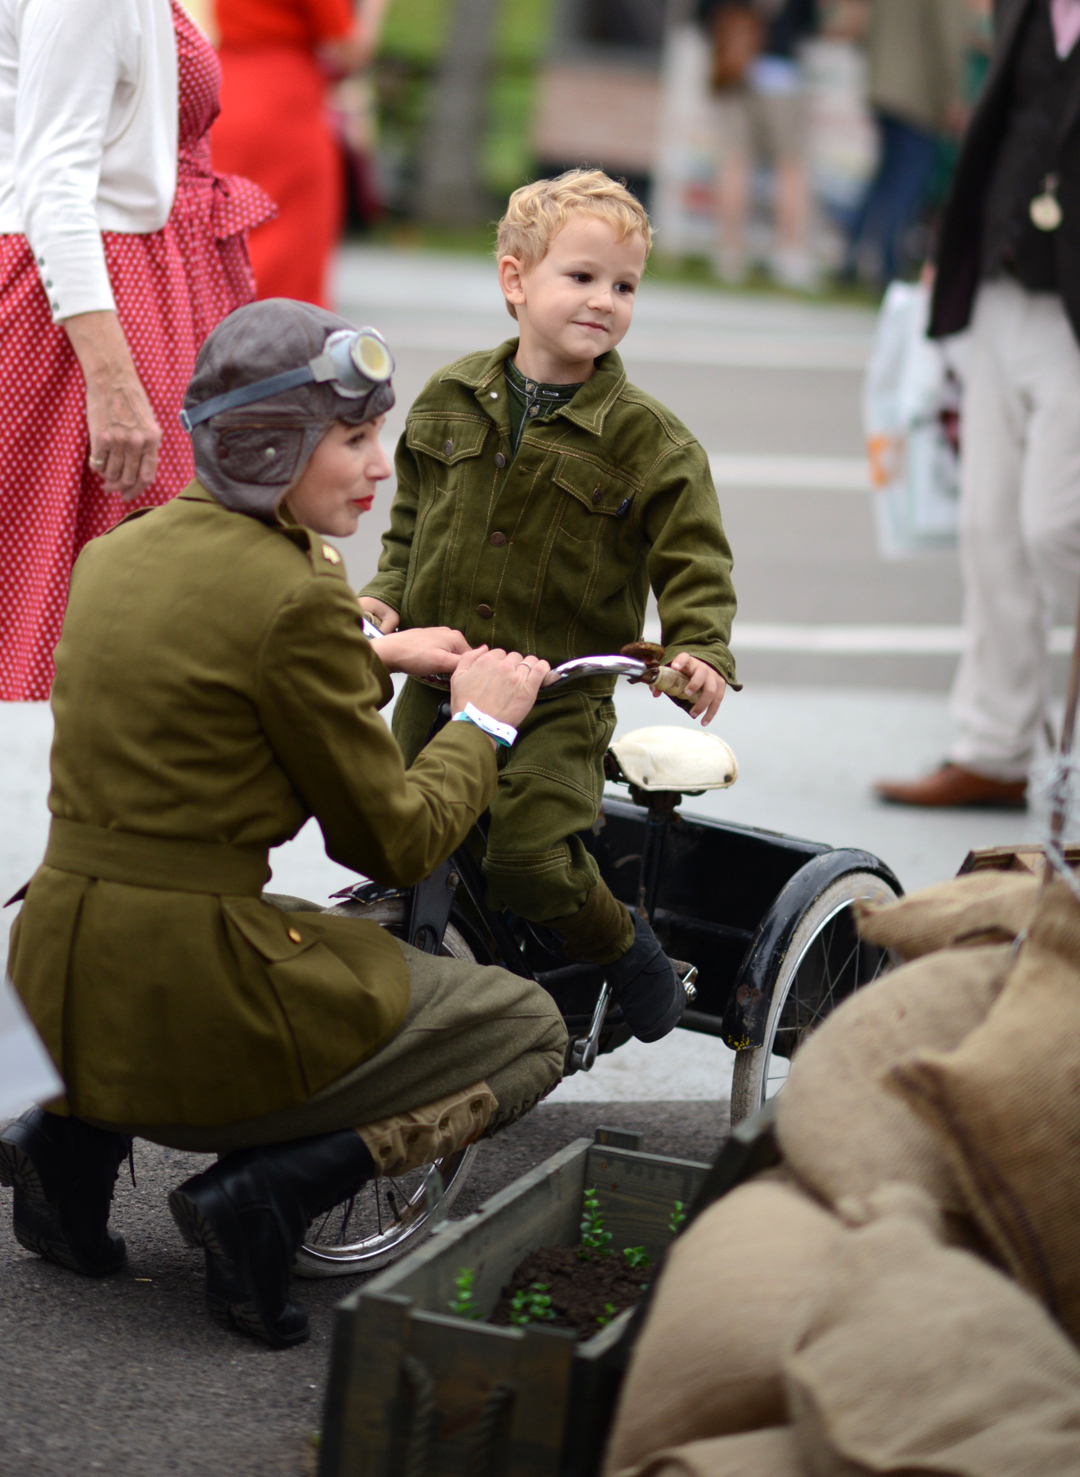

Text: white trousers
xmin=949 ymin=278 xmax=1080 ymax=780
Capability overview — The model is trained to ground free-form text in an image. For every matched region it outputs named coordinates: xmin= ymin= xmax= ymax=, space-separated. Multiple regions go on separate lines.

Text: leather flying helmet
xmin=182 ymin=298 xmax=396 ymax=517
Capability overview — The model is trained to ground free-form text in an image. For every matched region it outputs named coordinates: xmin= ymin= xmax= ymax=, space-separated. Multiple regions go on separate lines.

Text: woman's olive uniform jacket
xmin=8 ymin=484 xmax=497 ymax=1128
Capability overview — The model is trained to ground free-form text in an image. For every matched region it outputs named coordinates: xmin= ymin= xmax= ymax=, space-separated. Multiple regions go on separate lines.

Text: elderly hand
xmin=358 ymin=597 xmax=400 ymax=633
xmin=64 ymin=310 xmax=161 ymax=501
xmin=372 ymin=625 xmax=470 ymax=678
xmin=654 ymin=654 xmax=726 ymax=726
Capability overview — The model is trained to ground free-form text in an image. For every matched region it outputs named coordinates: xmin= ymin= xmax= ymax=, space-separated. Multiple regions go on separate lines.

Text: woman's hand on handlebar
xmin=358 ymin=597 xmax=400 ymax=633
xmin=451 ymin=647 xmax=550 ymax=730
xmin=375 ymin=626 xmax=470 ymax=678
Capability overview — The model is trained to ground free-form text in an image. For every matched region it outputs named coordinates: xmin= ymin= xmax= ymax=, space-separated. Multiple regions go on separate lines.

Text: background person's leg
xmin=872 ymin=114 xmax=938 ymax=283
xmin=713 ymin=92 xmax=754 ymax=282
xmin=949 ymin=281 xmax=1044 ymax=781
xmin=1016 ymin=294 xmax=1080 ymax=623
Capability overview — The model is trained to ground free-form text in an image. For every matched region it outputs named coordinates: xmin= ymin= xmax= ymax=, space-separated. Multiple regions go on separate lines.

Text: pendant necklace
xmin=1030 ymin=172 xmax=1063 ymax=231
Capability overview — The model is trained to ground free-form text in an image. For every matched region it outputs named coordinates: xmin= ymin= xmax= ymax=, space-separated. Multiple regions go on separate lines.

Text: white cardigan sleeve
xmin=14 ymin=0 xmax=131 ymax=321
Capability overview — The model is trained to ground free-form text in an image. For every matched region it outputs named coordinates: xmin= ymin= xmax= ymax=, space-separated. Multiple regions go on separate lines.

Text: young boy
xmin=360 ymin=169 xmax=738 ymax=1044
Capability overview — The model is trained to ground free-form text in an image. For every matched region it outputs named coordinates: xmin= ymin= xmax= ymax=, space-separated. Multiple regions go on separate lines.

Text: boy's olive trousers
xmin=393 ymin=678 xmax=633 ymax=962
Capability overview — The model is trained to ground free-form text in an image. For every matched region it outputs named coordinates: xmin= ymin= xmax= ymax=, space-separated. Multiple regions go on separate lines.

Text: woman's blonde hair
xmin=496 ymin=169 xmax=652 ymax=272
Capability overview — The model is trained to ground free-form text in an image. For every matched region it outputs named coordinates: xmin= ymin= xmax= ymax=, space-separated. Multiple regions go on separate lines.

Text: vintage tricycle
xmin=272 ymin=649 xmax=901 ymax=1276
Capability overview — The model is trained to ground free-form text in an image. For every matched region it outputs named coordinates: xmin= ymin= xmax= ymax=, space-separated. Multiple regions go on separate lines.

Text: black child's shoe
xmin=0 ymin=1108 xmax=131 ymax=1276
xmin=168 ymin=1129 xmax=375 ymax=1349
xmin=606 ymin=912 xmax=687 ymax=1043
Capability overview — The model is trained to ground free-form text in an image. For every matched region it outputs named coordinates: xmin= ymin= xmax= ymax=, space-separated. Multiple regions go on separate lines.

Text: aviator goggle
xmin=179 ymin=327 xmax=394 ymax=432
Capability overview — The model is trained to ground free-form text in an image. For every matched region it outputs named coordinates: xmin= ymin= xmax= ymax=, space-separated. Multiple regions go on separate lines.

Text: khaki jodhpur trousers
xmin=106 ymin=938 xmax=567 ymax=1157
xmin=950 ymin=279 xmax=1080 ymax=780
xmin=393 ymin=678 xmax=618 ymax=926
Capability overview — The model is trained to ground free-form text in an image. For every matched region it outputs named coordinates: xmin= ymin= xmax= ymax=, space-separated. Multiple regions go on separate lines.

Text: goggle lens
xmin=352 ymin=331 xmax=393 ymax=383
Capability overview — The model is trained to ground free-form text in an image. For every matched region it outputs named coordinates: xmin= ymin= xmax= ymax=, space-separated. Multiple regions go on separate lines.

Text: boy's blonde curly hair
xmin=496 ymin=169 xmax=652 ymax=273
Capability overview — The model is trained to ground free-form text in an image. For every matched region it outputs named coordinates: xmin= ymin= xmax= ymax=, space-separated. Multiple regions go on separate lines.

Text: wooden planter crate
xmin=319 ymin=1132 xmax=710 ymax=1477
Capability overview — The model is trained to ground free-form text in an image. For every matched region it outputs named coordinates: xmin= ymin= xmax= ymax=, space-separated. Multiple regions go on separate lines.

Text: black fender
xmin=719 ymin=847 xmax=903 ymax=1051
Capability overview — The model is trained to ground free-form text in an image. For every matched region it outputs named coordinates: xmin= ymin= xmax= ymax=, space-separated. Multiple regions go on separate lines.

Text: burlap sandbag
xmin=856 ymin=871 xmax=1038 ymax=960
xmin=622 ymin=1429 xmax=807 ymax=1477
xmin=603 ymin=1171 xmax=841 ymax=1477
xmin=888 ymin=878 xmax=1080 ymax=1340
xmin=785 ymin=1185 xmax=1080 ymax=1476
xmin=776 ymin=945 xmax=1011 ymax=1217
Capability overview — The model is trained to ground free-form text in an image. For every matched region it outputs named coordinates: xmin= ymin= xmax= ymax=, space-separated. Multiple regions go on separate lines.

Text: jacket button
xmin=495 ymin=452 xmax=506 ymax=468
xmin=476 ymin=603 xmax=493 ymax=619
xmin=287 ymin=927 xmax=302 ymax=943
xmin=490 ymin=531 xmax=507 ymax=547
xmin=443 ymin=439 xmax=453 ymax=456
xmin=591 ymin=488 xmax=602 ymax=505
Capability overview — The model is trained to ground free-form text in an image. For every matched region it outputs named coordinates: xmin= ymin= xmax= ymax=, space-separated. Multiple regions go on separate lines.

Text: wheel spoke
xmin=732 ymin=877 xmax=900 ymax=1124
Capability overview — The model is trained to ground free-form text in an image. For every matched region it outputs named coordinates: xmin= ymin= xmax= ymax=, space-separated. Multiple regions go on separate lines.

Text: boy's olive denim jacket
xmin=362 ymin=340 xmax=739 ymax=698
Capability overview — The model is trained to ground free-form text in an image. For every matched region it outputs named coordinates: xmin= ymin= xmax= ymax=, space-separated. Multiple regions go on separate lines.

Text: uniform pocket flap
xmin=222 ymin=897 xmax=321 ymax=963
xmin=553 ymin=455 xmax=634 ymax=517
xmin=406 ymin=416 xmax=491 ymax=465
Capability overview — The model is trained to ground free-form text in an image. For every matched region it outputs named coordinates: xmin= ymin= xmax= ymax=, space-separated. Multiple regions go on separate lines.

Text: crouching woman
xmin=1 ymin=299 xmax=566 ymax=1348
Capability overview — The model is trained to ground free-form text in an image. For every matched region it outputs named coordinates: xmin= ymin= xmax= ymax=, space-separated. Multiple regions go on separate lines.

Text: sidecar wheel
xmin=729 ymin=869 xmax=899 ymax=1124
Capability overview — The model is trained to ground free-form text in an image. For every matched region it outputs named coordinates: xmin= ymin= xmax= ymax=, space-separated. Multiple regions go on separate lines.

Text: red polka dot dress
xmin=0 ymin=0 xmax=273 ymax=701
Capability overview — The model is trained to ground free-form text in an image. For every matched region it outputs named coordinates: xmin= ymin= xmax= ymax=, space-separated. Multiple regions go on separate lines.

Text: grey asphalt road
xmin=0 ymin=1102 xmax=725 ymax=1477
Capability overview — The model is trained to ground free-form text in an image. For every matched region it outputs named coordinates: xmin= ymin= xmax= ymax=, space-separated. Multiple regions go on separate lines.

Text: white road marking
xmin=708 ymin=453 xmax=870 ymax=490
xmin=644 ymin=621 xmax=1074 ymax=655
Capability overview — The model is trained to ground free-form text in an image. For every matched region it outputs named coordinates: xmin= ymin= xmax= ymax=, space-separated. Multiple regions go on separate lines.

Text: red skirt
xmin=211 ymin=45 xmax=344 ymax=307
xmin=0 ymin=189 xmax=266 ymax=700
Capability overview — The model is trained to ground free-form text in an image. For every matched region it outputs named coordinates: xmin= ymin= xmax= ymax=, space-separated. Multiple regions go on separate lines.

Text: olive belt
xmin=45 ymin=818 xmax=271 ymax=896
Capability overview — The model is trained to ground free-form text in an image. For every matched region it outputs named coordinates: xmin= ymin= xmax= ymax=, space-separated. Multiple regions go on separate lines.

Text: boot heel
xmin=0 ymin=1138 xmax=45 ymax=1201
xmin=168 ymin=1186 xmax=228 ymax=1260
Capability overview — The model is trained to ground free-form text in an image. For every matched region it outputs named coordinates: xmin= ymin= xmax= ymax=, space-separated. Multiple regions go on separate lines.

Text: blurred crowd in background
xmin=184 ymin=0 xmax=994 ymax=301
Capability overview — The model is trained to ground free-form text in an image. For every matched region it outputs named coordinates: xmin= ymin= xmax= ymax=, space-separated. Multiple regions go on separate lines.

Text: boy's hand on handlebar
xmin=358 ymin=597 xmax=400 ymax=634
xmin=375 ymin=626 xmax=471 ymax=677
xmin=451 ymin=647 xmax=550 ymax=730
xmin=656 ymin=654 xmax=726 ymax=726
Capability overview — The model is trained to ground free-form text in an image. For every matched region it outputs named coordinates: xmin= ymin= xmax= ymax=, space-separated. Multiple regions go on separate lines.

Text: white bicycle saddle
xmin=609 ymin=726 xmax=738 ymax=793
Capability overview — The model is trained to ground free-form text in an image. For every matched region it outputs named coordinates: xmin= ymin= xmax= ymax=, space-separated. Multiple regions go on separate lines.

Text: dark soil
xmin=490 ymin=1247 xmax=654 ymax=1338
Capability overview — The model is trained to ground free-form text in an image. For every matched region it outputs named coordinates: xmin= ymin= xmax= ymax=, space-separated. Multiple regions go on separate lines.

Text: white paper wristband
xmin=452 ymin=703 xmax=517 ymax=748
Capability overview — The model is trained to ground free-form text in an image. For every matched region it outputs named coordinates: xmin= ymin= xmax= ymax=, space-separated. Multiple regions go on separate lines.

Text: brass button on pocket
xmin=494 ymin=452 xmax=506 ymax=468
xmin=490 ymin=531 xmax=507 ymax=547
xmin=591 ymin=487 xmax=603 ymax=506
xmin=287 ymin=927 xmax=302 ymax=944
xmin=476 ymin=603 xmax=493 ymax=619
xmin=443 ymin=439 xmax=453 ymax=456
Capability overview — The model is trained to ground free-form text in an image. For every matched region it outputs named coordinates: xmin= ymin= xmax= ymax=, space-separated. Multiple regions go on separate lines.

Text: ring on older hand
xmin=89 ymin=456 xmax=105 ymax=469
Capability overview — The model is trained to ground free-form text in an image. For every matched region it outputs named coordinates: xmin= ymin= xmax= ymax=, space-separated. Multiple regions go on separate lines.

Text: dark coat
xmin=931 ymin=0 xmax=1080 ymax=342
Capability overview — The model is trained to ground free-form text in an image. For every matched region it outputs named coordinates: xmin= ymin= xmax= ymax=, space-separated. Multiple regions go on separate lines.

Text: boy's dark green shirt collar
xmin=439 ymin=337 xmax=629 ymax=439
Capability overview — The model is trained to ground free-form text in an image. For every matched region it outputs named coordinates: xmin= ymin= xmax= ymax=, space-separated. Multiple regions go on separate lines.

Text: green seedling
xmin=508 ymin=1282 xmax=556 ymax=1326
xmin=449 ymin=1266 xmax=483 ymax=1321
xmin=580 ymin=1186 xmax=613 ymax=1258
xmin=595 ymin=1302 xmax=618 ymax=1328
xmin=669 ymin=1200 xmax=687 ymax=1237
xmin=622 ymin=1245 xmax=649 ymax=1270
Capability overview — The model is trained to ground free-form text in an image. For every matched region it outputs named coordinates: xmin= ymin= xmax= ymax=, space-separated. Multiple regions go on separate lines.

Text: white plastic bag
xmin=0 ymin=974 xmax=62 ymax=1117
xmin=863 ymin=281 xmax=967 ymax=558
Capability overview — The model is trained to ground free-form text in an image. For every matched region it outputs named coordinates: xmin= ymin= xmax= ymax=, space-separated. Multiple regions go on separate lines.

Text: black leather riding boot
xmin=0 ymin=1108 xmax=131 ymax=1276
xmin=606 ymin=912 xmax=686 ymax=1042
xmin=168 ymin=1130 xmax=376 ymax=1349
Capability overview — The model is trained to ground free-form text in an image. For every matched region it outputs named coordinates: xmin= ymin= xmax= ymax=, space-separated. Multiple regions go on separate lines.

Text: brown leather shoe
xmin=874 ymin=763 xmax=1027 ymax=810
